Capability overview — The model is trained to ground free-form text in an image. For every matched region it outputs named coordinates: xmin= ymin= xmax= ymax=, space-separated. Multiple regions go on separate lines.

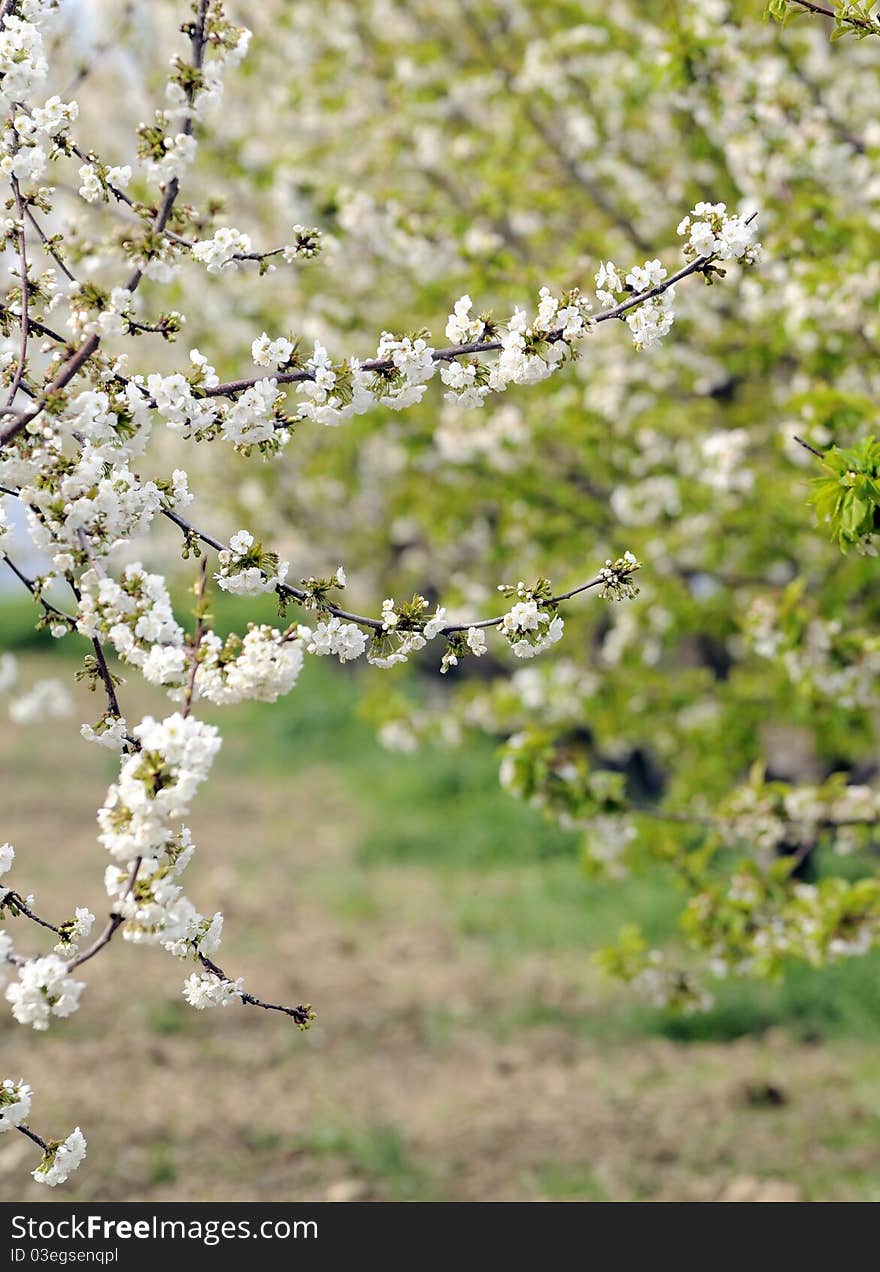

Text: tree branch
xmin=160 ymin=503 xmax=606 ymax=636
xmin=199 ymin=230 xmax=756 ymax=406
xmin=197 ymin=952 xmax=313 ymax=1027
xmin=0 ymin=0 xmax=212 ymax=448
xmin=5 ymin=159 xmax=31 ymax=409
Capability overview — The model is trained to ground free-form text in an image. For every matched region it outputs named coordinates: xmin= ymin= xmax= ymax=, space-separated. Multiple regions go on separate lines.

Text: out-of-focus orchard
xmin=53 ymin=0 xmax=880 ymax=1002
xmin=2 ymin=0 xmax=880 ymax=1199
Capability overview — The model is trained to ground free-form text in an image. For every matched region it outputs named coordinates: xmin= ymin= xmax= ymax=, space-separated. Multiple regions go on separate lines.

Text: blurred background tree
xmin=3 ymin=0 xmax=880 ymax=1199
xmin=80 ymin=0 xmax=878 ymax=1001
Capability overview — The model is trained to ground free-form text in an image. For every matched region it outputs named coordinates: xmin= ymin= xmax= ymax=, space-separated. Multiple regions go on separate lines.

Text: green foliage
xmin=810 ymin=436 xmax=880 ymax=551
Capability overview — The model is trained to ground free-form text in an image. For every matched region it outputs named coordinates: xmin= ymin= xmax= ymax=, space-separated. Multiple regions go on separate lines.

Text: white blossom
xmin=0 ymin=1078 xmax=31 ymax=1131
xmin=302 ymin=617 xmax=368 ymax=663
xmin=6 ymin=956 xmax=86 ymax=1030
xmin=251 ymin=332 xmax=294 ymax=367
xmin=191 ymin=225 xmax=252 ymax=272
xmin=32 ymin=1127 xmax=87 ymax=1187
xmin=182 ymin=970 xmax=243 ymax=1009
xmin=215 ymin=529 xmax=289 ymax=595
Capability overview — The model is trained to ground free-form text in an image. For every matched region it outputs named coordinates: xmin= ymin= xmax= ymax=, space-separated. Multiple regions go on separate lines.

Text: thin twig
xmin=794 ymin=434 xmax=826 ymax=459
xmin=23 ymin=204 xmax=77 ymax=283
xmin=197 ymin=952 xmax=312 ymax=1026
xmin=160 ymin=502 xmax=606 ymax=635
xmin=182 ymin=556 xmax=209 ymax=718
xmin=197 ymin=226 xmax=757 ymax=408
xmin=66 ymin=856 xmax=141 ymax=972
xmin=5 ymin=162 xmax=31 ymax=409
xmin=16 ymin=1124 xmax=48 ymax=1152
xmin=788 ymin=0 xmax=878 ymax=32
xmin=1 ymin=889 xmax=62 ymax=935
xmin=1 ymin=553 xmax=73 ymax=622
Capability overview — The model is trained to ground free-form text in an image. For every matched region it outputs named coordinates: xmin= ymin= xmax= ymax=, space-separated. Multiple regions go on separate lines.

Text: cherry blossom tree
xmin=0 ymin=0 xmax=876 ymax=1188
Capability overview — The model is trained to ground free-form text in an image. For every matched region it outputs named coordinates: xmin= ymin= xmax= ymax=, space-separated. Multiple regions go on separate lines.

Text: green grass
xmin=653 ymin=952 xmax=880 ymax=1043
xmin=224 ymin=664 xmax=880 ymax=1044
xmin=295 ymin=1123 xmax=432 ymax=1199
xmin=530 ymin=1163 xmax=607 ymax=1201
xmin=144 ymin=998 xmax=210 ymax=1038
xmin=0 ymin=592 xmax=62 ymax=651
xmin=147 ymin=1141 xmax=178 ymax=1188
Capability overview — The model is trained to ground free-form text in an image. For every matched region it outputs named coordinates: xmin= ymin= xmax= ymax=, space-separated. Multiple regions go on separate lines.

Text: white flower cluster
xmin=64 ymin=386 xmax=148 ymax=458
xmin=2 ymin=94 xmax=78 ymax=187
xmin=677 ymin=202 xmax=761 ymax=265
xmin=595 ymin=258 xmax=675 ymax=350
xmin=98 ymin=713 xmax=221 ymax=863
xmin=77 ymin=162 xmax=102 ymax=203
xmin=166 ymin=24 xmax=250 ymax=122
xmin=598 ymin=552 xmax=641 ymax=601
xmin=186 ymin=625 xmax=304 ymax=706
xmin=96 ymin=715 xmax=231 ymax=964
xmin=182 ymin=969 xmax=243 ymax=1009
xmin=215 ymin=530 xmax=289 ymax=596
xmin=78 ymin=565 xmax=304 ymax=707
xmin=19 ymin=442 xmax=174 ymax=570
xmin=300 ymin=615 xmax=368 ymax=663
xmin=77 ymin=564 xmax=184 ymax=685
xmin=252 ymin=332 xmax=294 ymax=367
xmin=595 ymin=203 xmax=759 ymax=350
xmin=191 ymin=226 xmax=252 ymax=272
xmin=32 ymin=1127 xmax=87 ymax=1187
xmin=76 ymin=159 xmax=130 ymax=204
xmin=138 ymin=6 xmax=250 ymax=187
xmin=294 ymin=341 xmax=374 ymax=426
xmin=144 ymin=358 xmax=287 ymax=447
xmin=104 ymin=827 xmax=196 ymax=947
xmin=440 ymin=626 xmax=487 ymax=675
xmin=445 ymin=294 xmax=485 ymax=344
xmin=141 ymin=130 xmax=197 ymax=187
xmin=66 ymin=283 xmax=136 ymax=339
xmin=443 ymin=287 xmax=592 ymax=410
xmin=146 ymin=355 xmax=216 ymax=433
xmin=282 ymin=225 xmax=322 ymax=261
xmin=0 ymin=1077 xmax=31 ymax=1131
xmin=363 ymin=596 xmax=449 ymax=668
xmin=6 ymin=956 xmax=86 ymax=1031
xmin=0 ymin=1078 xmax=85 ymax=1185
xmin=499 ymin=585 xmax=564 ymax=660
xmin=0 ymin=15 xmax=48 ymax=109
xmin=80 ymin=715 xmax=129 ymax=750
xmin=221 ymin=378 xmax=281 ymax=446
xmin=53 ymin=908 xmax=95 ymax=957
